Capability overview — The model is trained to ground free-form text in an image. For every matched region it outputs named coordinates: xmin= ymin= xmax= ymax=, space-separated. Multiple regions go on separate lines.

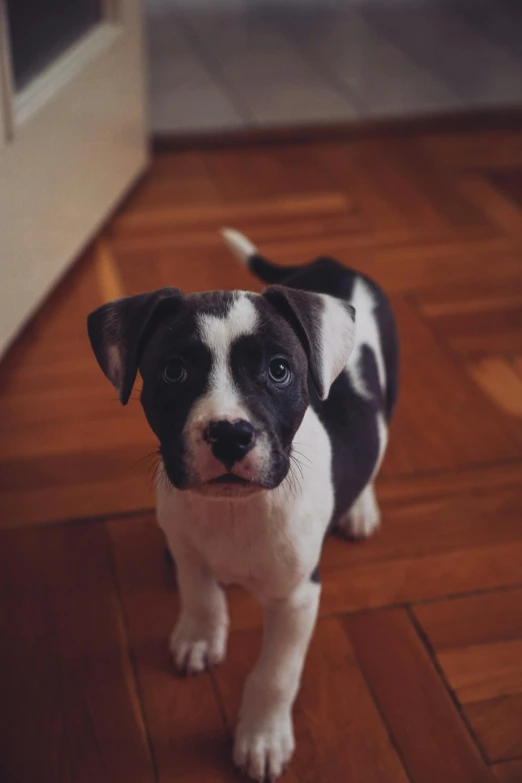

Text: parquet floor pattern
xmin=1 ymin=123 xmax=522 ymax=783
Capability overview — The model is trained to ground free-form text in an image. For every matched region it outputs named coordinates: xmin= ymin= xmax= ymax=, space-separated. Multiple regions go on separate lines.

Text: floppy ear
xmin=87 ymin=287 xmax=184 ymax=405
xmin=263 ymin=285 xmax=355 ymax=401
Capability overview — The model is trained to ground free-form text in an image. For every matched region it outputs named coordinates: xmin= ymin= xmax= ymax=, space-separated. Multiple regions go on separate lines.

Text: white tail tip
xmin=220 ymin=227 xmax=257 ymax=265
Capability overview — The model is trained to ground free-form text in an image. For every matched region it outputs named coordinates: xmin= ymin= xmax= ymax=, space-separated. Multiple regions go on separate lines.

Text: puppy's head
xmin=87 ymin=286 xmax=354 ymax=498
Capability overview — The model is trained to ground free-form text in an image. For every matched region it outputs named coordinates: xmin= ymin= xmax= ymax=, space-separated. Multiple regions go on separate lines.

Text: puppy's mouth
xmin=193 ymin=470 xmax=265 ymax=498
xmin=209 ymin=473 xmax=251 ymax=485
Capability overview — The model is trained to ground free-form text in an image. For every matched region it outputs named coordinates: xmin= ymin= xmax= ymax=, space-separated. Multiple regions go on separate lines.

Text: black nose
xmin=204 ymin=419 xmax=256 ymax=468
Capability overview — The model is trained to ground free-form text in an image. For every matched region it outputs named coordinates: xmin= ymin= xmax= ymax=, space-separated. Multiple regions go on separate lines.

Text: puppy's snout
xmin=204 ymin=419 xmax=256 ymax=468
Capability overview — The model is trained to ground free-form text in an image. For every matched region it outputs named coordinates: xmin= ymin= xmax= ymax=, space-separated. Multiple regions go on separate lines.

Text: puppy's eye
xmin=268 ymin=358 xmax=291 ymax=386
xmin=162 ymin=359 xmax=187 ymax=384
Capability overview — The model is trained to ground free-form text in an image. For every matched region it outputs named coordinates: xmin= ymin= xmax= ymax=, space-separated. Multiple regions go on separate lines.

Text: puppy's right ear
xmin=87 ymin=287 xmax=184 ymax=405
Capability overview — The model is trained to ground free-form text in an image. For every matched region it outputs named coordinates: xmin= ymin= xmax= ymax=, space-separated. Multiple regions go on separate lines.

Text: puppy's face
xmin=87 ymin=284 xmax=355 ymax=499
xmin=140 ymin=291 xmax=309 ymax=496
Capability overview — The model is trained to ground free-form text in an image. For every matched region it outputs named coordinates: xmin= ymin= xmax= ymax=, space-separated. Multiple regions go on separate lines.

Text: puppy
xmin=87 ymin=229 xmax=399 ymax=782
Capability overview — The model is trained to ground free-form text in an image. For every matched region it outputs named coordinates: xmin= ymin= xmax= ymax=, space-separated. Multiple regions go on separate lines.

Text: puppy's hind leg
xmin=336 ymin=483 xmax=381 ymax=540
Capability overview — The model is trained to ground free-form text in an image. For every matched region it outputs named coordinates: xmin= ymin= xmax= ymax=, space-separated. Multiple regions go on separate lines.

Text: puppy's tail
xmin=220 ymin=227 xmax=299 ymax=285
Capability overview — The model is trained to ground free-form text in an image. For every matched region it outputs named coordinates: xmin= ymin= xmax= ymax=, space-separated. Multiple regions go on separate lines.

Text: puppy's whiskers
xmin=282 ymin=455 xmax=303 ymax=500
xmin=291 ymin=443 xmax=313 ymax=465
xmin=132 ymin=450 xmax=161 ymax=470
xmin=290 ymin=454 xmax=305 ymax=481
xmin=142 ymin=452 xmax=164 ymax=494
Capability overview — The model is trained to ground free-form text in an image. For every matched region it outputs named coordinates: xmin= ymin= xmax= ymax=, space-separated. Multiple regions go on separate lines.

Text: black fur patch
xmin=254 ymin=255 xmax=399 ymax=525
xmin=87 ymin=287 xmax=184 ymax=404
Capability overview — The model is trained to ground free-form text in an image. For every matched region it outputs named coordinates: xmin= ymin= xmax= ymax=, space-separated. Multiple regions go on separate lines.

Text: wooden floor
xmin=1 ymin=121 xmax=522 ymax=783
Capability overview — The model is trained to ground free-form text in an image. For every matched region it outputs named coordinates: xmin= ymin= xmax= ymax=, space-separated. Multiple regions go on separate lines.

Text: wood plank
xmin=377 ymin=461 xmax=522 ymax=505
xmin=0 ymin=355 xmax=99 ymax=395
xmin=419 ymin=131 xmax=522 ymax=171
xmin=112 ymin=192 xmax=352 ymax=233
xmin=382 ymin=137 xmax=487 ymax=228
xmin=458 ymin=174 xmax=522 ymax=236
xmin=322 ymin=483 xmax=522 ymax=572
xmin=414 ymin=588 xmax=522 ymax=650
xmin=316 ymin=141 xmax=412 ymax=231
xmin=332 ymin=138 xmax=451 ymax=229
xmin=120 ymin=149 xmax=222 ymax=211
xmin=0 ymin=412 xmax=153 ymax=460
xmin=112 ymin=243 xmax=264 ymax=298
xmin=0 ymin=248 xmax=102 ymax=382
xmin=512 ymin=356 xmax=522 ymax=382
xmin=429 ymin=309 xmax=522 ymax=358
xmin=0 ymin=524 xmax=154 ymax=783
xmin=486 ymin=168 xmax=522 ymax=211
xmin=109 ymin=517 xmax=239 ymax=782
xmin=382 ymin=298 xmax=520 ymax=476
xmin=437 ymin=640 xmax=522 ymax=703
xmin=492 ymin=759 xmax=522 ymax=783
xmin=319 ymin=541 xmax=522 ymax=628
xmin=0 ymin=384 xmax=135 ymax=428
xmin=413 ymin=278 xmax=522 ymax=318
xmin=0 ymin=475 xmax=153 ymax=528
xmin=0 ymin=444 xmax=159 ymax=492
xmin=296 ymin=619 xmax=409 ymax=783
xmin=214 ymin=619 xmax=409 ymax=783
xmin=345 ymin=609 xmax=494 ymax=783
xmin=108 ymin=211 xmax=370 ymax=257
xmin=468 ymin=358 xmax=522 ymax=418
xmin=466 ymin=694 xmax=522 ymax=762
xmin=203 ymin=144 xmax=342 ymax=202
xmin=94 ymin=239 xmax=125 ymax=301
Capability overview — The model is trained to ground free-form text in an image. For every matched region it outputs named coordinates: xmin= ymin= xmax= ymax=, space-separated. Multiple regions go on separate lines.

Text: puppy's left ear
xmin=87 ymin=287 xmax=184 ymax=405
xmin=263 ymin=285 xmax=355 ymax=401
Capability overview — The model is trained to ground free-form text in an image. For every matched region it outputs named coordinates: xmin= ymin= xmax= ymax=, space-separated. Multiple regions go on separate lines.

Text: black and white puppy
xmin=87 ymin=229 xmax=399 ymax=782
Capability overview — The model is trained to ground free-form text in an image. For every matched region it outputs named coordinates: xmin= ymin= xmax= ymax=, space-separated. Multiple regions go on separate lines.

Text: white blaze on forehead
xmin=195 ymin=293 xmax=259 ymax=421
xmin=198 ymin=293 xmax=259 ymax=353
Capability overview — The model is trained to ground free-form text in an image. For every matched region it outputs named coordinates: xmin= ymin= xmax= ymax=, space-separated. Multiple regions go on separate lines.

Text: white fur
xmin=234 ymin=580 xmax=320 ymax=781
xmin=165 ymin=531 xmax=229 ymax=675
xmin=317 ymin=293 xmax=355 ymax=400
xmin=337 ymin=483 xmax=381 ymax=539
xmin=375 ymin=411 xmax=388 ymax=474
xmin=221 ymin=227 xmax=257 ymax=265
xmin=195 ymin=292 xmax=256 ymax=421
xmin=346 ymin=277 xmax=386 ymax=399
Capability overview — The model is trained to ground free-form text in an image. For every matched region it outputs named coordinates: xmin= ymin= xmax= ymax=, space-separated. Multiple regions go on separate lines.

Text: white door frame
xmin=0 ymin=0 xmax=148 ymax=356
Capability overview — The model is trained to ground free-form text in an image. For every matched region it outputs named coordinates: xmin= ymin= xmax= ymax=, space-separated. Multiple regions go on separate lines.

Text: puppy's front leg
xmin=234 ymin=581 xmax=320 ymax=781
xmin=167 ymin=534 xmax=229 ymax=676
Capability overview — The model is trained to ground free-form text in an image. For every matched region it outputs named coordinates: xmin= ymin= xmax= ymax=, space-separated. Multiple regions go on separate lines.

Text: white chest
xmin=158 ymin=407 xmax=334 ymax=601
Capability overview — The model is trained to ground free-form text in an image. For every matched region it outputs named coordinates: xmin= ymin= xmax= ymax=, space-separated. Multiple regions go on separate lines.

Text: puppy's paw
xmin=169 ymin=615 xmax=228 ymax=676
xmin=234 ymin=710 xmax=295 ymax=782
xmin=337 ymin=483 xmax=381 ymax=540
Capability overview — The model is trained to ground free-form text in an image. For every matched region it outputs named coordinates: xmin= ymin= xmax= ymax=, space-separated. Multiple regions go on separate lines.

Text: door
xmin=0 ymin=0 xmax=148 ymax=356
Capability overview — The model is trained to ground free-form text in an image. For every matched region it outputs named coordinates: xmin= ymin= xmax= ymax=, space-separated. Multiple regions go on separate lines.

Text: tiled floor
xmin=147 ymin=0 xmax=522 ymax=135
